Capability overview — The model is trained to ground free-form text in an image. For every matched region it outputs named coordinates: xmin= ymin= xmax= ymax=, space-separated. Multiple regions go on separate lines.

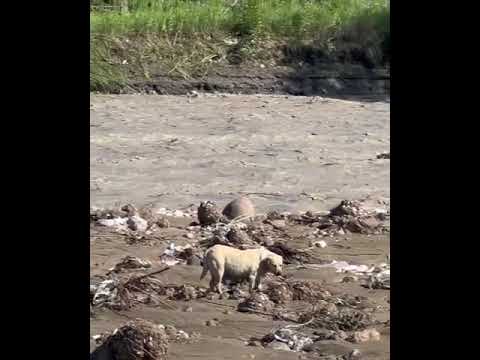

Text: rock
xmin=230 ymin=287 xmax=249 ymax=300
xmin=376 ymin=152 xmax=390 ymax=159
xmin=157 ymin=217 xmax=170 ymax=228
xmin=205 ymin=319 xmax=218 ymax=327
xmin=222 ymin=197 xmax=256 ymax=220
xmin=347 ymin=349 xmax=362 ymax=359
xmin=184 ymin=232 xmax=195 ymax=239
xmin=183 ymin=306 xmax=193 ymax=312
xmin=248 ymin=339 xmax=260 ymax=346
xmin=206 ymin=292 xmax=221 ymax=300
xmin=348 ymin=328 xmax=381 ymax=343
xmin=342 ymin=276 xmax=358 ymax=283
xmin=223 ymin=310 xmax=232 ymax=315
xmin=265 ymin=340 xmax=291 ymax=351
xmin=198 ymin=201 xmax=224 ymax=225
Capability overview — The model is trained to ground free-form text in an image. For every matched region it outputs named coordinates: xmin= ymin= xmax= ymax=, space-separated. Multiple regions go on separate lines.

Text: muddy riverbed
xmin=90 ymin=94 xmax=390 ymax=360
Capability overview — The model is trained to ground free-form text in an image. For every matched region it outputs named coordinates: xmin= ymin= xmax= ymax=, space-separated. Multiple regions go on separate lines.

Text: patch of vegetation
xmin=90 ymin=0 xmax=390 ymax=92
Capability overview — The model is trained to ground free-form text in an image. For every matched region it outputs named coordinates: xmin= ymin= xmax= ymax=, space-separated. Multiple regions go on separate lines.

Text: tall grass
xmin=90 ymin=1 xmax=390 ymax=92
xmin=91 ymin=0 xmax=389 ymax=39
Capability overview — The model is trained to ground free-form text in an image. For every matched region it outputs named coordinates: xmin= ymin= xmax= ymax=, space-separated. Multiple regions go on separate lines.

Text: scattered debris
xmin=90 ymin=207 xmax=127 ymax=222
xmin=159 ymin=243 xmax=195 ymax=266
xmin=364 ymin=263 xmax=390 ymax=290
xmin=226 ymin=226 xmax=253 ymax=246
xmin=127 ymin=215 xmax=148 ymax=232
xmin=266 ymin=211 xmax=285 ymax=220
xmin=90 ymin=319 xmax=197 ymax=360
xmin=376 ymin=152 xmax=390 ymax=159
xmin=347 ymin=328 xmax=381 ymax=343
xmin=91 ymin=279 xmax=128 ymax=309
xmin=97 ymin=217 xmax=129 ymax=232
xmin=109 ymin=256 xmax=152 ymax=273
xmin=99 ymin=319 xmax=170 ymax=360
xmin=290 ymin=281 xmax=331 ymax=302
xmin=313 ymin=329 xmax=348 ymax=341
xmin=265 ymin=340 xmax=291 ymax=351
xmin=156 ymin=206 xmax=196 ymax=218
xmin=238 ymin=292 xmax=275 ymax=313
xmin=168 ymin=284 xmax=208 ymax=301
xmin=263 ymin=282 xmax=293 ymax=304
xmin=292 ymin=198 xmax=390 ymax=235
xmin=262 ymin=327 xmax=314 ymax=352
xmin=299 ymin=307 xmax=374 ymax=332
xmin=198 ymin=201 xmax=225 ymax=225
xmin=266 ymin=242 xmax=313 ymax=264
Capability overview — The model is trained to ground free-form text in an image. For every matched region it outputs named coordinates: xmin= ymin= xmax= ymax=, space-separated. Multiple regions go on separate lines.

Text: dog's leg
xmin=249 ymin=272 xmax=257 ymax=293
xmin=216 ymin=264 xmax=225 ymax=294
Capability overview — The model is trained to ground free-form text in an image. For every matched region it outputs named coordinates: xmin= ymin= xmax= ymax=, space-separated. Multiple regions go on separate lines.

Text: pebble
xmin=265 ymin=340 xmax=291 ymax=351
xmin=183 ymin=306 xmax=193 ymax=312
xmin=185 ymin=232 xmax=195 ymax=239
xmin=342 ymin=276 xmax=358 ymax=283
xmin=269 ymin=219 xmax=286 ymax=228
xmin=314 ymin=240 xmax=328 ymax=248
xmin=205 ymin=319 xmax=218 ymax=327
xmin=349 ymin=349 xmax=362 ymax=359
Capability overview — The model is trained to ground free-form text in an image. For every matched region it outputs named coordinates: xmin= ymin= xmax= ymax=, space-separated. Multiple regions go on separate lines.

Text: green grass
xmin=91 ymin=0 xmax=389 ymax=39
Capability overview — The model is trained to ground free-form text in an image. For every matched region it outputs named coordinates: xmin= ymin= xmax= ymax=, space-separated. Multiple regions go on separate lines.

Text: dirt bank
xmin=91 ymin=35 xmax=389 ymax=97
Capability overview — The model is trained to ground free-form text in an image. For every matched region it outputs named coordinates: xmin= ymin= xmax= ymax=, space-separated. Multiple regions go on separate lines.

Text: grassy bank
xmin=91 ymin=0 xmax=390 ymax=93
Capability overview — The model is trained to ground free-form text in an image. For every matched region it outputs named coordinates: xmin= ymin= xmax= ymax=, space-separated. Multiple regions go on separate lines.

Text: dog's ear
xmin=259 ymin=257 xmax=274 ymax=270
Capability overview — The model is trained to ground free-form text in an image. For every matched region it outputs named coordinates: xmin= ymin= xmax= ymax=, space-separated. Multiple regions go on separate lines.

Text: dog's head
xmin=261 ymin=253 xmax=283 ymax=275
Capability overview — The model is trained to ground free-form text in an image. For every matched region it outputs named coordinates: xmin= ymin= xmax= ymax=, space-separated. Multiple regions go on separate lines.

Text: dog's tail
xmin=200 ymin=257 xmax=208 ymax=280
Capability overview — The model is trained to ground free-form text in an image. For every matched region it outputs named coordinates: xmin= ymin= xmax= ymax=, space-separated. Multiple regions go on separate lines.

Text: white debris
xmin=127 ymin=215 xmax=148 ymax=232
xmin=272 ymin=328 xmax=314 ymax=352
xmin=313 ymin=240 xmax=328 ymax=248
xmin=348 ymin=328 xmax=381 ymax=343
xmin=159 ymin=243 xmax=192 ymax=266
xmin=298 ymin=261 xmax=390 ymax=288
xmin=97 ymin=217 xmax=128 ymax=231
xmin=155 ymin=207 xmax=195 ymax=218
xmin=92 ymin=279 xmax=119 ymax=306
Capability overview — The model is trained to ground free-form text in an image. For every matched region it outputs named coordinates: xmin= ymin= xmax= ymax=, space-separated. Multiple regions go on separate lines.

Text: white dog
xmin=200 ymin=244 xmax=283 ymax=294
